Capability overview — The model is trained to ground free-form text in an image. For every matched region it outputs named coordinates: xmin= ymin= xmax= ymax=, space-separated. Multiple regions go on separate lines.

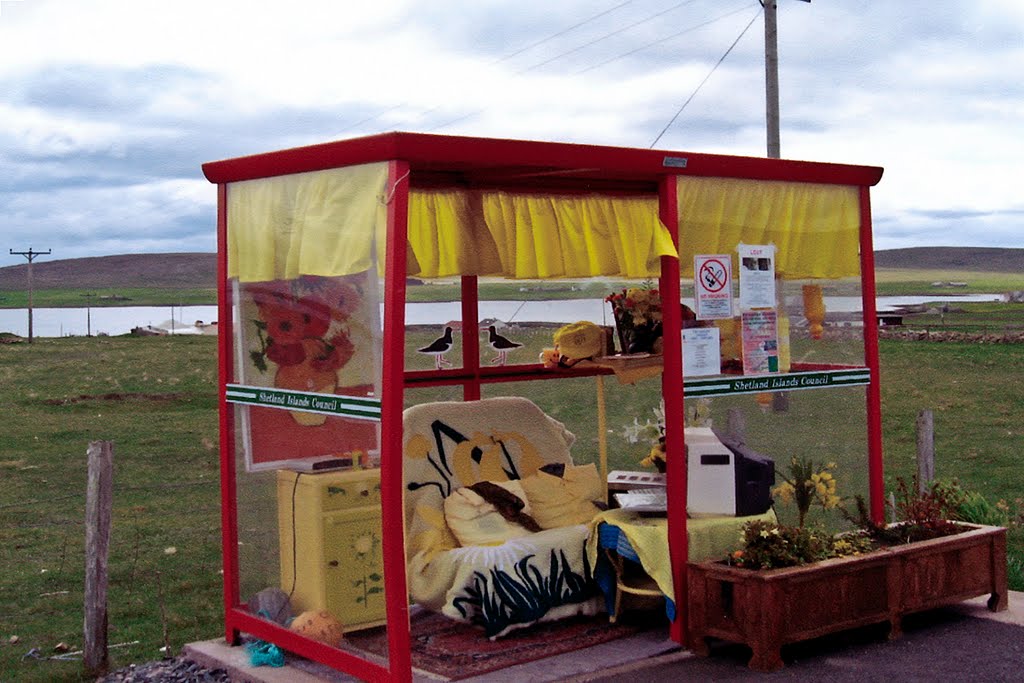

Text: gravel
xmin=97 ymin=656 xmax=231 ymax=682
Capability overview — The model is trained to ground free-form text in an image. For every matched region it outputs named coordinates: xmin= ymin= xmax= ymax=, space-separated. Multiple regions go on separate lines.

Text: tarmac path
xmin=589 ymin=606 xmax=1024 ymax=682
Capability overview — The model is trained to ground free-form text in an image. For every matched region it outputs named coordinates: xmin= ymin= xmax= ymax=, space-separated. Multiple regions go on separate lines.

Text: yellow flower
xmin=353 ymin=534 xmax=374 ymax=555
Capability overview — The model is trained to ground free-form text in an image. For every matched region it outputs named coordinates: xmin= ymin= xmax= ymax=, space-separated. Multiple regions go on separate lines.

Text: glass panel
xmin=228 ymin=266 xmax=388 ymax=668
xmin=678 ymin=179 xmax=870 ymax=540
xmin=405 ymin=277 xmax=463 ymax=371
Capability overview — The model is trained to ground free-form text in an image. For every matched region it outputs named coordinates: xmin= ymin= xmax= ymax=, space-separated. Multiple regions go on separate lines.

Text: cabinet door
xmin=322 ymin=509 xmax=386 ymax=630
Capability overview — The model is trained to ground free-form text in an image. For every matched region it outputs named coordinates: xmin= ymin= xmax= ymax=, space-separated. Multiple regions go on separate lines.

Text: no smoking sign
xmin=694 ymin=254 xmax=733 ymax=320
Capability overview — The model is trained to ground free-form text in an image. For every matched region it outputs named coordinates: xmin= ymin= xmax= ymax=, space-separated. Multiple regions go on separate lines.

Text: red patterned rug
xmin=344 ymin=610 xmax=645 ymax=680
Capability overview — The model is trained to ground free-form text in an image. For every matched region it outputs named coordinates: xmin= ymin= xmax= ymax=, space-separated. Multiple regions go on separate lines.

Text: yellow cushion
xmin=443 ymin=480 xmax=533 ymax=547
xmin=521 ymin=464 xmax=603 ymax=529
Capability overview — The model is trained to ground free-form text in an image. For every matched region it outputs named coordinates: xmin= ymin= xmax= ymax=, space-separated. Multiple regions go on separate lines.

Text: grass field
xmin=2 ymin=265 xmax=1023 ymax=309
xmin=2 ymin=321 xmax=1023 ymax=681
xmin=0 ymin=287 xmax=217 ymax=309
xmin=873 ymin=268 xmax=1024 ymax=296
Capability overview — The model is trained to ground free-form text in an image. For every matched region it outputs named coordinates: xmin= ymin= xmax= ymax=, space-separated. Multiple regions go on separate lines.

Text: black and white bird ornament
xmin=418 ymin=326 xmax=453 ymax=369
xmin=485 ymin=325 xmax=522 ymax=365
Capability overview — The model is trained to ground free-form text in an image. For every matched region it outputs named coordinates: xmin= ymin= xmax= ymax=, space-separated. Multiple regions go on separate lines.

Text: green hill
xmin=0 ymin=253 xmax=216 ymax=291
xmin=1 ymin=247 xmax=1021 ymax=295
xmin=873 ymin=247 xmax=1024 ymax=273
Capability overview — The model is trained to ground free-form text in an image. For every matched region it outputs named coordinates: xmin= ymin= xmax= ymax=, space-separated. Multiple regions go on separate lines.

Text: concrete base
xmin=183 ymin=627 xmax=685 ymax=683
xmin=183 ymin=591 xmax=1024 ymax=682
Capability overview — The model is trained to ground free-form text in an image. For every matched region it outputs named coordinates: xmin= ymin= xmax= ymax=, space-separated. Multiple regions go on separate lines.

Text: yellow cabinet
xmin=277 ymin=469 xmax=385 ymax=632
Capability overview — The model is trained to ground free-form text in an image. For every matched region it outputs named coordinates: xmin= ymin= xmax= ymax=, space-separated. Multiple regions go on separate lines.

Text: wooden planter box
xmin=687 ymin=524 xmax=1008 ymax=671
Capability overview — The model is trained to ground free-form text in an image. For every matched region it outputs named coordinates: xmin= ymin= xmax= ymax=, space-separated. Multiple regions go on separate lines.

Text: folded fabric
xmin=521 ymin=463 xmax=603 ymax=529
xmin=444 ymin=480 xmax=536 ymax=546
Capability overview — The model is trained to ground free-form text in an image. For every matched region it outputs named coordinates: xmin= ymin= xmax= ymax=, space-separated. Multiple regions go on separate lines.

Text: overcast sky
xmin=2 ymin=0 xmax=1022 ymax=268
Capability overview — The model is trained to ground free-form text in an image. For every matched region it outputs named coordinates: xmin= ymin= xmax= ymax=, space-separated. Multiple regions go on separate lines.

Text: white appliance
xmin=685 ymin=427 xmax=737 ymax=516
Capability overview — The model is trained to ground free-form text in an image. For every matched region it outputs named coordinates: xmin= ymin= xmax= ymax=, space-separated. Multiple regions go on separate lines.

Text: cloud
xmin=1 ymin=0 xmax=1023 ymax=267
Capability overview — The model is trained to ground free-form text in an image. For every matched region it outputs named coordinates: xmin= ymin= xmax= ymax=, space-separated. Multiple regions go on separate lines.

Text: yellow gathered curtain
xmin=227 ymin=163 xmax=390 ymax=282
xmin=408 ymin=190 xmax=675 ymax=279
xmin=228 ymin=165 xmax=676 ymax=281
xmin=677 ymin=176 xmax=862 ymax=279
xmin=226 ymin=166 xmax=861 ymax=283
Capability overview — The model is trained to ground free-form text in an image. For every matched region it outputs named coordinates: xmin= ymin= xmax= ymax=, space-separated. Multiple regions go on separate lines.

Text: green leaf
xmin=249 ymin=350 xmax=267 ymax=373
xmin=368 ymin=573 xmax=382 ymax=581
xmin=366 ymin=587 xmax=383 ymax=594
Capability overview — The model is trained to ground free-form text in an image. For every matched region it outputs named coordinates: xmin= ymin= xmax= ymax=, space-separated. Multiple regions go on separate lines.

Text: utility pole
xmin=83 ymin=293 xmax=96 ymax=337
xmin=763 ymin=0 xmax=811 ymax=159
xmin=9 ymin=247 xmax=51 ymax=343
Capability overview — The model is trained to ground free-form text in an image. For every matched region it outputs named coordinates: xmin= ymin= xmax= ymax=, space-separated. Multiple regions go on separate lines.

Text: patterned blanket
xmin=403 ymin=398 xmax=601 ymax=638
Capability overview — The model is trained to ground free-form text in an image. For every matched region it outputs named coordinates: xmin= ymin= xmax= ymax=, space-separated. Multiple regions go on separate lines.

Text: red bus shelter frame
xmin=203 ymin=132 xmax=884 ymax=682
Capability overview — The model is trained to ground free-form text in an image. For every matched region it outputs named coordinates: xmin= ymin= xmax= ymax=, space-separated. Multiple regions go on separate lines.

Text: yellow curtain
xmin=408 ymin=190 xmax=676 ymax=279
xmin=227 ymin=163 xmax=389 ymax=282
xmin=677 ymin=177 xmax=862 ymax=279
xmin=407 ymin=189 xmax=504 ymax=277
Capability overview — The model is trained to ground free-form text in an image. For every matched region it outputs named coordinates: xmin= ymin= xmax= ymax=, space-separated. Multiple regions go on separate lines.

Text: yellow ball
xmin=290 ymin=609 xmax=345 ymax=646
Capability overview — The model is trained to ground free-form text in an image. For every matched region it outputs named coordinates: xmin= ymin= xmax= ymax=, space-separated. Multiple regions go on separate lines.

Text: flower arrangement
xmin=729 ymin=457 xmax=872 ymax=569
xmin=606 ymin=284 xmax=663 ymax=354
xmin=620 ymin=398 xmax=713 ymax=472
xmin=621 ymin=401 xmax=666 ymax=471
xmin=772 ymin=457 xmax=841 ymax=528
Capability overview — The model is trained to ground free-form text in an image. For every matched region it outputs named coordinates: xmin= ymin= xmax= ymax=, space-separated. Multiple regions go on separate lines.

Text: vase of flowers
xmin=606 ymin=285 xmax=663 ymax=354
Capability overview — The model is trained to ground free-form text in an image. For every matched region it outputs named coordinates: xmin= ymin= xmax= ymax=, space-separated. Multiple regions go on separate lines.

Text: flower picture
xmin=242 ymin=273 xmax=373 ymax=435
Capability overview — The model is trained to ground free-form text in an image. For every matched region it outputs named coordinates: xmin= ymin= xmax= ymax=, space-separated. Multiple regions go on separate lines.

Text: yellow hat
xmin=554 ymin=321 xmax=604 ymax=360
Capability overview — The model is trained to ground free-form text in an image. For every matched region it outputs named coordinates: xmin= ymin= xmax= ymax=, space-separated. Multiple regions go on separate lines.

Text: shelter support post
xmin=659 ymin=176 xmax=687 ymax=646
xmin=381 ymin=160 xmax=413 ymax=682
xmin=858 ymin=185 xmax=886 ymax=525
xmin=461 ymin=276 xmax=481 ymax=401
xmin=215 ymin=183 xmax=242 ymax=646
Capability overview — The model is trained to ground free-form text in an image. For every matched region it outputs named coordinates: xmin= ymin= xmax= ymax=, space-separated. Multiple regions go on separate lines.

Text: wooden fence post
xmin=84 ymin=441 xmax=113 ymax=677
xmin=726 ymin=408 xmax=746 ymax=444
xmin=916 ymin=410 xmax=935 ymax=493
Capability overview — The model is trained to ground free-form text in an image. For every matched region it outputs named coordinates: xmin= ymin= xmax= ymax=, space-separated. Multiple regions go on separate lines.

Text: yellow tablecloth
xmin=586 ymin=508 xmax=777 ymax=601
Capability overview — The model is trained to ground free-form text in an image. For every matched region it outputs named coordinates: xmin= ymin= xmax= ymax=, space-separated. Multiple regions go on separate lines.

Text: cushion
xmin=444 ymin=480 xmax=535 ymax=546
xmin=521 ymin=463 xmax=604 ymax=529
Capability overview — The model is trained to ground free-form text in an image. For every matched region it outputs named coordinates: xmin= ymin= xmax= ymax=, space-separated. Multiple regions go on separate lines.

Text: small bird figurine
xmin=418 ymin=326 xmax=453 ymax=369
xmin=485 ymin=325 xmax=522 ymax=365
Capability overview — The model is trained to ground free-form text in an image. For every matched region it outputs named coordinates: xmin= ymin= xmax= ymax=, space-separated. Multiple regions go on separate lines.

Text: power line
xmin=429 ymin=1 xmax=754 ymax=133
xmin=649 ymin=7 xmax=761 ymax=148
xmin=495 ymin=0 xmax=637 ymax=65
xmin=518 ymin=0 xmax=702 ymax=74
xmin=576 ymin=2 xmax=753 ymax=74
xmin=336 ymin=1 xmax=639 ymax=135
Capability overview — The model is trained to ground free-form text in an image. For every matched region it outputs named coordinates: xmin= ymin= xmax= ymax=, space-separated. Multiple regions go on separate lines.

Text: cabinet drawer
xmin=322 ymin=477 xmax=381 ymax=511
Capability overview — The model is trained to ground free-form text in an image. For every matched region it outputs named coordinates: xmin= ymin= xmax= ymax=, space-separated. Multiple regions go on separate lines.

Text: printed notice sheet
xmin=738 ymin=244 xmax=776 ymax=311
xmin=741 ymin=310 xmax=779 ymax=374
xmin=682 ymin=327 xmax=721 ymax=376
